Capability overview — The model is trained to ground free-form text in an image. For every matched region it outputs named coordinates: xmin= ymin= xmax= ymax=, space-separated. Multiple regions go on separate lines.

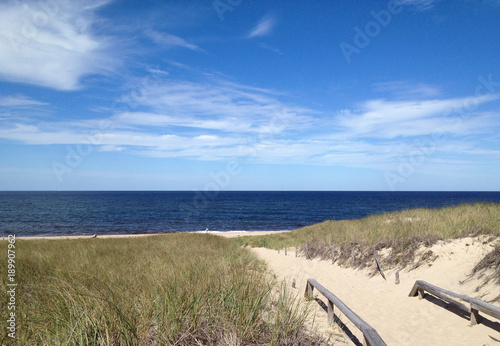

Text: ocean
xmin=1 ymin=191 xmax=500 ymax=237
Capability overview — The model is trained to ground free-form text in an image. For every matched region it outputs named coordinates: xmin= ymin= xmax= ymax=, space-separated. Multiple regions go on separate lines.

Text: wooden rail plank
xmin=305 ymin=278 xmax=386 ymax=346
xmin=409 ymin=280 xmax=500 ymax=326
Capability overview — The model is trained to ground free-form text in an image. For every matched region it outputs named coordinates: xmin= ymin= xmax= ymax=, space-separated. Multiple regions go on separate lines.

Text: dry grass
xmin=0 ymin=234 xmax=323 ymax=345
xmin=235 ymin=202 xmax=500 ymax=268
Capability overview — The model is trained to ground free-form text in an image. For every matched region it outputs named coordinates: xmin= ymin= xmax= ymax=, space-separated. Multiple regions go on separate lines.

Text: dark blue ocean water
xmin=1 ymin=191 xmax=500 ymax=237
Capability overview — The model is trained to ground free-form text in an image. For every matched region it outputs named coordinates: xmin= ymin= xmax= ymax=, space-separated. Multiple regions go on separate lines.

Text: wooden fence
xmin=409 ymin=280 xmax=500 ymax=326
xmin=305 ymin=278 xmax=387 ymax=346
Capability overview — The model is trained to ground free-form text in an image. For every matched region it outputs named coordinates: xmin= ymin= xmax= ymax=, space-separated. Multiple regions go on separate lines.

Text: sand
xmin=251 ymin=236 xmax=500 ymax=345
xmin=13 ymin=230 xmax=290 ymax=240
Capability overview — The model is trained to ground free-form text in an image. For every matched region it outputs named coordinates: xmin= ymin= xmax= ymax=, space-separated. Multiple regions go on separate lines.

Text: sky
xmin=0 ymin=0 xmax=500 ymax=191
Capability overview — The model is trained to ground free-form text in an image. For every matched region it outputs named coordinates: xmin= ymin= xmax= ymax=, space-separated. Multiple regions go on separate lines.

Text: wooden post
xmin=395 ymin=271 xmax=400 ymax=285
xmin=374 ymin=250 xmax=386 ymax=280
xmin=278 ymin=248 xmax=280 ymax=254
xmin=351 ymin=248 xmax=355 ymax=267
xmin=295 ymin=244 xmax=298 ymax=257
xmin=331 ymin=245 xmax=335 ymax=265
xmin=470 ymin=307 xmax=480 ymax=326
xmin=304 ymin=280 xmax=314 ymax=297
xmin=285 ymin=246 xmax=287 ymax=256
xmin=305 ymin=244 xmax=312 ymax=260
xmin=327 ymin=299 xmax=335 ymax=324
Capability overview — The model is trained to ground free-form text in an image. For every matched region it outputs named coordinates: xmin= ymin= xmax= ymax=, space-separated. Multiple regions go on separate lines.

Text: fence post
xmin=305 ymin=244 xmax=312 ymax=260
xmin=331 ymin=245 xmax=335 ymax=265
xmin=304 ymin=280 xmax=314 ymax=297
xmin=327 ymin=299 xmax=334 ymax=324
xmin=285 ymin=246 xmax=287 ymax=256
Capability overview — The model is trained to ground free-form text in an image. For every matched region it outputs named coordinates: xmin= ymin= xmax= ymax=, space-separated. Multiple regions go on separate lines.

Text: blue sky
xmin=1 ymin=0 xmax=500 ymax=191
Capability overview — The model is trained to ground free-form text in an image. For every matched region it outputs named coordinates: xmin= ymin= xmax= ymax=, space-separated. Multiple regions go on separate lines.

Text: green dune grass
xmin=234 ymin=203 xmax=500 ymax=267
xmin=0 ymin=234 xmax=319 ymax=345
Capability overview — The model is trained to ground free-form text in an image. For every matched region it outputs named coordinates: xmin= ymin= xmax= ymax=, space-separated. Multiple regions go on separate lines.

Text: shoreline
xmin=8 ymin=230 xmax=291 ymax=240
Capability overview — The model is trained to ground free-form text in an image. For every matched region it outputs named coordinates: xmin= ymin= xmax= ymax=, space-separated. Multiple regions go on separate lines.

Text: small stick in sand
xmin=285 ymin=246 xmax=287 ymax=256
xmin=374 ymin=250 xmax=386 ymax=280
xmin=395 ymin=271 xmax=400 ymax=285
xmin=292 ymin=278 xmax=296 ymax=289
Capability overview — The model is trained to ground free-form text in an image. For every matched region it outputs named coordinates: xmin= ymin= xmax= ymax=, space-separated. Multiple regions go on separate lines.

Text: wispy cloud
xmin=0 ymin=1 xmax=115 ymax=91
xmin=0 ymin=78 xmax=316 ymax=161
xmin=0 ymin=95 xmax=49 ymax=107
xmin=147 ymin=31 xmax=201 ymax=51
xmin=337 ymin=94 xmax=500 ymax=139
xmin=372 ymin=81 xmax=441 ymax=99
xmin=248 ymin=16 xmax=275 ymax=38
xmin=395 ymin=0 xmax=436 ymax=11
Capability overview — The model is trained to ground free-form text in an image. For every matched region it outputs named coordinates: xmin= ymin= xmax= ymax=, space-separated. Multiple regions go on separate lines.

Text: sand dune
xmin=252 ymin=236 xmax=500 ymax=345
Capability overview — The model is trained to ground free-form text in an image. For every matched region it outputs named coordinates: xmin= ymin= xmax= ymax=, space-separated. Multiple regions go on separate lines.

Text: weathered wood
xmin=327 ymin=299 xmax=334 ymax=324
xmin=395 ymin=271 xmax=400 ymax=285
xmin=304 ymin=280 xmax=314 ymax=297
xmin=409 ymin=280 xmax=500 ymax=326
xmin=295 ymin=244 xmax=298 ymax=257
xmin=305 ymin=244 xmax=312 ymax=260
xmin=374 ymin=250 xmax=386 ymax=280
xmin=470 ymin=299 xmax=500 ymax=321
xmin=470 ymin=307 xmax=480 ymax=326
xmin=331 ymin=245 xmax=335 ymax=265
xmin=307 ymin=279 xmax=386 ymax=346
xmin=284 ymin=246 xmax=287 ymax=256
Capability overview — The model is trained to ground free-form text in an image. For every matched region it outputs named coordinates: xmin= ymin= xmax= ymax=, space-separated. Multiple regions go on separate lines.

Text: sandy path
xmin=252 ymin=237 xmax=500 ymax=345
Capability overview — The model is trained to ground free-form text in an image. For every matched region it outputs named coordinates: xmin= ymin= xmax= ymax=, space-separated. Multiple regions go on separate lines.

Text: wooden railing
xmin=305 ymin=278 xmax=387 ymax=346
xmin=409 ymin=280 xmax=500 ymax=326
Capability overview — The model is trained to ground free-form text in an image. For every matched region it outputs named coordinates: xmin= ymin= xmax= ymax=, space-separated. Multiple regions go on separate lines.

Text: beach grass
xmin=234 ymin=202 xmax=500 ymax=267
xmin=0 ymin=234 xmax=319 ymax=345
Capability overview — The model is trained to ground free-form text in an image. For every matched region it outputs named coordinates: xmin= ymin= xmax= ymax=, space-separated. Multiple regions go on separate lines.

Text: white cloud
xmin=0 ymin=95 xmax=48 ymax=107
xmin=248 ymin=17 xmax=275 ymax=38
xmin=395 ymin=0 xmax=436 ymax=11
xmin=147 ymin=31 xmax=201 ymax=51
xmin=0 ymin=1 xmax=115 ymax=90
xmin=337 ymin=94 xmax=500 ymax=139
xmin=372 ymin=81 xmax=441 ymax=99
xmin=116 ymin=79 xmax=315 ymax=134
